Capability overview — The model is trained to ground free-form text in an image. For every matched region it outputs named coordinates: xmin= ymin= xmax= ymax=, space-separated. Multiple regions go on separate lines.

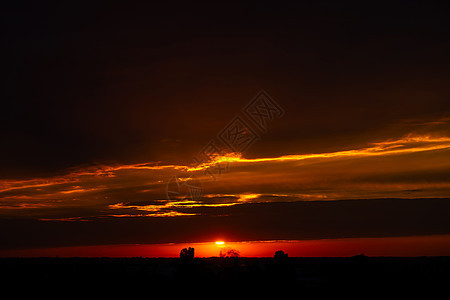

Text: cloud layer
xmin=1 ymin=127 xmax=450 ymax=250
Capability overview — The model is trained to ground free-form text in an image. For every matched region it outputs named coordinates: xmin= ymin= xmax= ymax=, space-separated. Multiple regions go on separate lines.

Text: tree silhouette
xmin=180 ymin=247 xmax=194 ymax=263
xmin=274 ymin=250 xmax=288 ymax=264
xmin=219 ymin=247 xmax=240 ymax=258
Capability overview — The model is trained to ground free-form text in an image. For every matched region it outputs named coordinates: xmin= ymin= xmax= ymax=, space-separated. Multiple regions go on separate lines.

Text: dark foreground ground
xmin=1 ymin=256 xmax=449 ymax=290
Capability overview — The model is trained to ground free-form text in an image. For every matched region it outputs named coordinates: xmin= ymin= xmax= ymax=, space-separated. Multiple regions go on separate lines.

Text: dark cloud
xmin=2 ymin=1 xmax=450 ymax=252
xmin=1 ymin=197 xmax=449 ymax=250
xmin=2 ymin=1 xmax=450 ymax=178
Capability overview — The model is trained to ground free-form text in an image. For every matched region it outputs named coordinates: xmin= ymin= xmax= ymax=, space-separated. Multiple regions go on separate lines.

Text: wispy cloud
xmin=1 ymin=131 xmax=450 ymax=221
xmin=188 ymin=134 xmax=450 ymax=171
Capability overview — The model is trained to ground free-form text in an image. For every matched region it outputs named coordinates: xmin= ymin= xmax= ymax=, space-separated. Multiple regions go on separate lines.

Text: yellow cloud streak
xmin=109 ymin=199 xmax=241 ymax=213
xmin=0 ymin=163 xmax=185 ymax=194
xmin=1 ymin=134 xmax=449 ymax=196
xmin=107 ymin=212 xmax=198 ymax=218
xmin=187 ymin=135 xmax=450 ymax=171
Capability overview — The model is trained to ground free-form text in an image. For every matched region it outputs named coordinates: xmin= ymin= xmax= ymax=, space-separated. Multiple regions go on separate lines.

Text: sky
xmin=1 ymin=1 xmax=450 ymax=257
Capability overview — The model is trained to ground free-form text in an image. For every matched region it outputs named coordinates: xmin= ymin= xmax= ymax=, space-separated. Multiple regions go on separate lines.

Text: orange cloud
xmin=187 ymin=134 xmax=450 ymax=172
xmin=1 ymin=132 xmax=450 ymax=220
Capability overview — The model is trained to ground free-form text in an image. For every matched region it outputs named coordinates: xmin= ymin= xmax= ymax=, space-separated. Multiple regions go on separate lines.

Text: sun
xmin=215 ymin=241 xmax=225 ymax=245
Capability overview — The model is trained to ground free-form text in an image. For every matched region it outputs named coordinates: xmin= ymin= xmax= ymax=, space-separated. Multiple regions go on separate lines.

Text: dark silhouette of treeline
xmin=1 ymin=250 xmax=449 ymax=289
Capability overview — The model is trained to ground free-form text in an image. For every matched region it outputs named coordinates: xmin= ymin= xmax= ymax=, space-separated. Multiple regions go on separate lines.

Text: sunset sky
xmin=2 ymin=1 xmax=450 ymax=257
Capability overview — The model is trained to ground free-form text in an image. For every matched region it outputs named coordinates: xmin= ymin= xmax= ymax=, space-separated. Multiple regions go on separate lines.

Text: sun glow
xmin=215 ymin=241 xmax=225 ymax=245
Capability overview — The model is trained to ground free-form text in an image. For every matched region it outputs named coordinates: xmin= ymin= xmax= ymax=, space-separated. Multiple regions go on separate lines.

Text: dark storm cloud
xmin=2 ymin=1 xmax=450 ymax=252
xmin=2 ymin=1 xmax=450 ymax=178
xmin=1 ymin=197 xmax=450 ymax=250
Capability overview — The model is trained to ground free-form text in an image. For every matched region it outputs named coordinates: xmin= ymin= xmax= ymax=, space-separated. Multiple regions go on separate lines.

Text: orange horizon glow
xmin=1 ymin=234 xmax=450 ymax=258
